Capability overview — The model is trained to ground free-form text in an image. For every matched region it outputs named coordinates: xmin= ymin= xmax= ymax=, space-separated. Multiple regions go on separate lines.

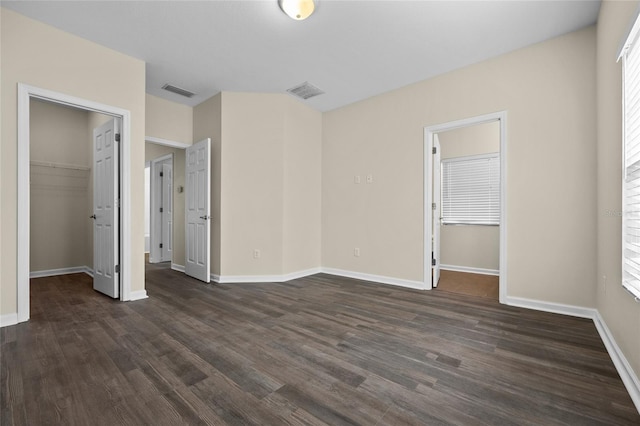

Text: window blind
xmin=622 ymin=13 xmax=640 ymax=300
xmin=441 ymin=153 xmax=500 ymax=226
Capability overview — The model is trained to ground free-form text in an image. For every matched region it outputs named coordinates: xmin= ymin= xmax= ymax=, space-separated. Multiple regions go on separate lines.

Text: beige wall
xmin=323 ymin=26 xmax=597 ymax=307
xmin=283 ymin=96 xmax=322 ymax=273
xmin=193 ymin=93 xmax=222 ymax=276
xmin=1 ymin=8 xmax=146 ymax=316
xmin=438 ymin=121 xmax=500 ymax=271
xmin=29 ymin=100 xmax=91 ymax=272
xmin=596 ymin=0 xmax=640 ymax=392
xmin=216 ymin=92 xmax=322 ymax=277
xmin=145 ymin=143 xmax=186 ymax=267
xmin=438 ymin=121 xmax=500 ymax=158
xmin=220 ymin=93 xmax=285 ymax=276
xmin=146 ymin=94 xmax=193 ymax=144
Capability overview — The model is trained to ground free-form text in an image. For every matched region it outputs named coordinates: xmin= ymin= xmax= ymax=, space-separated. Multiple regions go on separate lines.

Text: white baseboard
xmin=171 ymin=263 xmax=185 ymax=273
xmin=212 ymin=267 xmax=425 ymax=290
xmin=321 ymin=267 xmax=426 ymax=290
xmin=30 ymin=266 xmax=93 ymax=279
xmin=128 ymin=290 xmax=148 ymax=301
xmin=440 ymin=264 xmax=499 ymax=276
xmin=505 ymin=296 xmax=597 ymax=319
xmin=214 ymin=267 xmax=322 ymax=284
xmin=0 ymin=313 xmax=18 ymax=328
xmin=593 ymin=311 xmax=640 ymax=413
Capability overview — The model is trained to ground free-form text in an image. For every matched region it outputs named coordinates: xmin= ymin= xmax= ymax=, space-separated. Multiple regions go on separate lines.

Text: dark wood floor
xmin=2 ymin=266 xmax=639 ymax=425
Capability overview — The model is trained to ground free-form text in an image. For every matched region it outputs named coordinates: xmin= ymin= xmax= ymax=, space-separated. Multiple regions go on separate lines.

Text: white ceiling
xmin=2 ymin=0 xmax=601 ymax=112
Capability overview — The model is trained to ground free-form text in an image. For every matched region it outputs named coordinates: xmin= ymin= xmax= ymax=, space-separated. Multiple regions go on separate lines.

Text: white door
xmin=93 ymin=119 xmax=119 ymax=298
xmin=161 ymin=162 xmax=173 ymax=262
xmin=185 ymin=138 xmax=211 ymax=282
xmin=432 ymin=134 xmax=441 ymax=287
xmin=149 ymin=155 xmax=172 ymax=263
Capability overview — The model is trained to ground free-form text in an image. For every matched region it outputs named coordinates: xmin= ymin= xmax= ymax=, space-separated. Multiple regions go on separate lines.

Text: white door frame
xmin=432 ymin=134 xmax=441 ymax=287
xmin=149 ymin=153 xmax=173 ymax=263
xmin=424 ymin=111 xmax=507 ymax=303
xmin=17 ymin=83 xmax=133 ymax=322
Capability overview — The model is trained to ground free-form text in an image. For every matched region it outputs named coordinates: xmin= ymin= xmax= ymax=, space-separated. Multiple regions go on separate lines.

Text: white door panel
xmin=185 ymin=138 xmax=211 ymax=282
xmin=161 ymin=162 xmax=173 ymax=262
xmin=93 ymin=119 xmax=119 ymax=298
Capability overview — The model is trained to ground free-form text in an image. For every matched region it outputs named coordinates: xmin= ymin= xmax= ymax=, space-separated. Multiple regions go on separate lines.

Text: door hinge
xmin=432 ymin=258 xmax=436 ymax=266
xmin=160 ymin=207 xmax=163 ymax=213
xmin=432 ymin=147 xmax=437 ymax=154
xmin=115 ymin=133 xmax=121 ymax=142
xmin=160 ymin=171 xmax=164 ymax=177
xmin=116 ymin=199 xmax=121 ymax=208
xmin=159 ymin=243 xmax=163 ymax=249
xmin=115 ymin=264 xmax=120 ymax=273
xmin=432 ymin=202 xmax=436 ymax=210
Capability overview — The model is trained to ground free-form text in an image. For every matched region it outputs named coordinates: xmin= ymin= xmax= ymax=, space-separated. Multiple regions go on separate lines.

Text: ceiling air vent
xmin=162 ymin=83 xmax=195 ymax=98
xmin=286 ymin=81 xmax=324 ymax=100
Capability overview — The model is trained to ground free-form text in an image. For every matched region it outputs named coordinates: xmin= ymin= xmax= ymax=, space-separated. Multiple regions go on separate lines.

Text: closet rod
xmin=30 ymin=160 xmax=90 ymax=171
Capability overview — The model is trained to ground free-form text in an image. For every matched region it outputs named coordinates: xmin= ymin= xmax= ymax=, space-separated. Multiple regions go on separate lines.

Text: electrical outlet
xmin=253 ymin=249 xmax=261 ymax=259
xmin=366 ymin=174 xmax=373 ymax=184
xmin=354 ymin=175 xmax=361 ymax=184
xmin=354 ymin=247 xmax=360 ymax=257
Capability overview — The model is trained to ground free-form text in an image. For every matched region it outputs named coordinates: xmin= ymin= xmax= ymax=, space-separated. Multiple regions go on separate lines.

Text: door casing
xmin=424 ymin=111 xmax=507 ymax=303
xmin=17 ymin=83 xmax=133 ymax=323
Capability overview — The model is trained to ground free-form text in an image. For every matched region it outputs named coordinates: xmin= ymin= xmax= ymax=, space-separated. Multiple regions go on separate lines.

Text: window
xmin=621 ymin=13 xmax=640 ymax=300
xmin=441 ymin=153 xmax=500 ymax=226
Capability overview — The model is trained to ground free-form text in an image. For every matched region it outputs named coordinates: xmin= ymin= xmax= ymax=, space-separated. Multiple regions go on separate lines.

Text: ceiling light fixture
xmin=279 ymin=0 xmax=315 ymax=21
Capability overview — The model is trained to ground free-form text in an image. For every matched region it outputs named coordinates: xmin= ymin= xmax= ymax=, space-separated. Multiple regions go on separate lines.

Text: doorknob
xmin=89 ymin=214 xmax=96 ymax=220
xmin=199 ymin=215 xmax=210 ymax=220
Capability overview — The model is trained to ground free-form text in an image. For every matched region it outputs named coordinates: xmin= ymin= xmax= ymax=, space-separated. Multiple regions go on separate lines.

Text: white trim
xmin=505 ymin=296 xmax=596 ymax=319
xmin=171 ymin=263 xmax=186 ymax=273
xmin=321 ymin=267 xmax=425 ymax=290
xmin=594 ymin=311 xmax=640 ymax=413
xmin=214 ymin=267 xmax=322 ymax=284
xmin=128 ymin=290 xmax=149 ymax=301
xmin=17 ymin=83 xmax=133 ymax=322
xmin=0 ymin=313 xmax=18 ymax=328
xmin=210 ymin=267 xmax=423 ymax=290
xmin=30 ymin=266 xmax=93 ymax=279
xmin=424 ymin=111 xmax=508 ymax=303
xmin=440 ymin=264 xmax=499 ymax=276
xmin=145 ymin=136 xmax=190 ymax=149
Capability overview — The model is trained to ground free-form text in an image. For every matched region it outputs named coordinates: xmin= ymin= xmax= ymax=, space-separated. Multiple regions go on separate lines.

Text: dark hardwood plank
xmin=1 ymin=268 xmax=638 ymax=425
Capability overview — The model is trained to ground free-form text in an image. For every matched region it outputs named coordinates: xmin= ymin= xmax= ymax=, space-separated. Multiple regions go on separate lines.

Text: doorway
xmin=424 ymin=111 xmax=507 ymax=303
xmin=144 ymin=137 xmax=211 ymax=283
xmin=17 ymin=84 xmax=133 ymax=323
xmin=145 ymin=140 xmax=187 ymax=271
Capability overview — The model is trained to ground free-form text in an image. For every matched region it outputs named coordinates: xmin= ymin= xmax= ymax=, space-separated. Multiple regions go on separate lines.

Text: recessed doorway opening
xmin=424 ymin=111 xmax=507 ymax=303
xmin=17 ymin=83 xmax=133 ymax=323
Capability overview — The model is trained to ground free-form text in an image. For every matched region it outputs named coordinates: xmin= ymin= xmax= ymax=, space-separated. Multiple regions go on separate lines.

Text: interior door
xmin=93 ymin=118 xmax=120 ymax=298
xmin=433 ymin=134 xmax=441 ymax=287
xmin=185 ymin=138 xmax=211 ymax=282
xmin=161 ymin=161 xmax=173 ymax=262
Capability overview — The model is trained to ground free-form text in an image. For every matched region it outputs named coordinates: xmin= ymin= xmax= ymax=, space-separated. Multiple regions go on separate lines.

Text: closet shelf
xmin=30 ymin=160 xmax=90 ymax=171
